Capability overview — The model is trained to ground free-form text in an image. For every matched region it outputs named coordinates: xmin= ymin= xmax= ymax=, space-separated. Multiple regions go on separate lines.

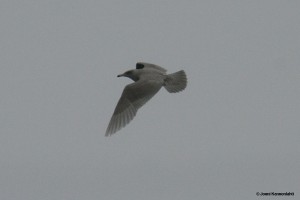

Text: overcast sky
xmin=1 ymin=1 xmax=299 ymax=199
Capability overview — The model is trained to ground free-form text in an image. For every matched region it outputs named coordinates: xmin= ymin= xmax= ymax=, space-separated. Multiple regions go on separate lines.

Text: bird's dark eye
xmin=136 ymin=63 xmax=144 ymax=69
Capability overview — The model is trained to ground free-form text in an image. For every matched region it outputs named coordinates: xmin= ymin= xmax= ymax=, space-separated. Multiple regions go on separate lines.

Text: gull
xmin=105 ymin=62 xmax=187 ymax=136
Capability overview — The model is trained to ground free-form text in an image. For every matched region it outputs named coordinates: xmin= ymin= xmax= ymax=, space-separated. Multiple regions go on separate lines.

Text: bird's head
xmin=117 ymin=70 xmax=139 ymax=81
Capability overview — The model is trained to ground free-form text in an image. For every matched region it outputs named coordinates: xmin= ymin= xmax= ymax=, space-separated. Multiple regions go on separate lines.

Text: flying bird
xmin=105 ymin=62 xmax=187 ymax=136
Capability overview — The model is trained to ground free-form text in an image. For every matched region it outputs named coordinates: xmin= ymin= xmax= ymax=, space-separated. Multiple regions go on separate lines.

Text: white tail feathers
xmin=164 ymin=70 xmax=187 ymax=93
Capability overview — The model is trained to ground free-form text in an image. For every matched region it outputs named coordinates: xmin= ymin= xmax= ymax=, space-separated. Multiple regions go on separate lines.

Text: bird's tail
xmin=164 ymin=70 xmax=187 ymax=93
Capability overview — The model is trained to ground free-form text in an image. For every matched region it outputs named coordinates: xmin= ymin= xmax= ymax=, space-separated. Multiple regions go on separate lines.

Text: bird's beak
xmin=117 ymin=73 xmax=125 ymax=77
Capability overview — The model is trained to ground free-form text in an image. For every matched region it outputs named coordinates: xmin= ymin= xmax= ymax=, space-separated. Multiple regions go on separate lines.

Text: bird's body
xmin=105 ymin=62 xmax=187 ymax=136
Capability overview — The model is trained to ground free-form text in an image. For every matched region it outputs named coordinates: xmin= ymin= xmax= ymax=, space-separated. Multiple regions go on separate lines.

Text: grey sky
xmin=1 ymin=1 xmax=299 ymax=199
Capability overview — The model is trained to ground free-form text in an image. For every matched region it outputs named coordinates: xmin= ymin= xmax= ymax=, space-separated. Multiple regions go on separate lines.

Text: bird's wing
xmin=136 ymin=62 xmax=167 ymax=73
xmin=105 ymin=80 xmax=163 ymax=136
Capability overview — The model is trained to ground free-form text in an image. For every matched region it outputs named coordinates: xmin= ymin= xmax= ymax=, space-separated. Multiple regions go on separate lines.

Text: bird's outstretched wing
xmin=105 ymin=80 xmax=162 ymax=136
xmin=136 ymin=62 xmax=167 ymax=73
